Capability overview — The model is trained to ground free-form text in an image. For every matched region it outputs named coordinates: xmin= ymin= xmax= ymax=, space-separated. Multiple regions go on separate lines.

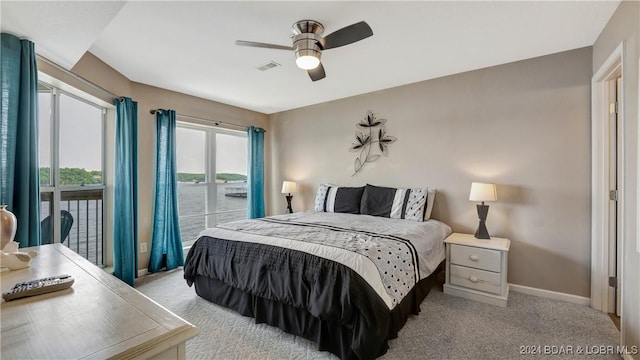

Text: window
xmin=176 ymin=123 xmax=248 ymax=245
xmin=38 ymin=82 xmax=106 ymax=266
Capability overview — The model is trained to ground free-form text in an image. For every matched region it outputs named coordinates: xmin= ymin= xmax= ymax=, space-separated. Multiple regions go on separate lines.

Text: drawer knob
xmin=469 ymin=276 xmax=479 ymax=283
xmin=469 ymin=255 xmax=479 ymax=261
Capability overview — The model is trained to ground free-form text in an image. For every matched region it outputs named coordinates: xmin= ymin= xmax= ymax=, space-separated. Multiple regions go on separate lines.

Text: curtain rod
xmin=149 ymin=109 xmax=265 ymax=132
xmin=36 ymin=55 xmax=125 ymax=102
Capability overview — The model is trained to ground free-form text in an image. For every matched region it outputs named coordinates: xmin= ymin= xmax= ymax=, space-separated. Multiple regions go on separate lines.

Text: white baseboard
xmin=509 ymin=283 xmax=591 ymax=305
xmin=137 ymin=268 xmax=149 ymax=277
xmin=444 ymin=283 xmax=508 ymax=307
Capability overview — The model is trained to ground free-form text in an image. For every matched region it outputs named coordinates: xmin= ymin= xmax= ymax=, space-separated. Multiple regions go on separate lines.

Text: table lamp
xmin=281 ymin=181 xmax=297 ymax=214
xmin=469 ymin=182 xmax=497 ymax=239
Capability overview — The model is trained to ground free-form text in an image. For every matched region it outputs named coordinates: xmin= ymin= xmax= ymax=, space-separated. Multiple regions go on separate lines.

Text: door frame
xmin=591 ymin=42 xmax=624 ymax=314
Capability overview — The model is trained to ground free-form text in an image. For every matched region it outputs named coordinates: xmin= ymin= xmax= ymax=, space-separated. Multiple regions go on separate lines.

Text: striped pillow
xmin=424 ymin=188 xmax=437 ymax=220
xmin=314 ymin=184 xmax=365 ymax=214
xmin=360 ymin=184 xmax=429 ymax=222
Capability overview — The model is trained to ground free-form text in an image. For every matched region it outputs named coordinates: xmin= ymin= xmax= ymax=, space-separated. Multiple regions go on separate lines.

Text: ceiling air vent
xmin=256 ymin=61 xmax=281 ymax=71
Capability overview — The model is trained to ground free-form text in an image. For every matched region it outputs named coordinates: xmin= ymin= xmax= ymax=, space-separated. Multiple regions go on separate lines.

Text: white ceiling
xmin=1 ymin=1 xmax=620 ymax=114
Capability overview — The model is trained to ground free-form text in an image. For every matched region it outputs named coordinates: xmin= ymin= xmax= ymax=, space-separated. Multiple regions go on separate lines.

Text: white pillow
xmin=424 ymin=188 xmax=437 ymax=220
xmin=313 ymin=184 xmax=331 ymax=212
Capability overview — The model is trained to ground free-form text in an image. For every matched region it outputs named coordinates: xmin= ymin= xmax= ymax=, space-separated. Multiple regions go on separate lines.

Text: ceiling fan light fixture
xmin=236 ymin=19 xmax=373 ymax=81
xmin=295 ymin=46 xmax=321 ymax=70
xmin=296 ymin=54 xmax=320 ymax=70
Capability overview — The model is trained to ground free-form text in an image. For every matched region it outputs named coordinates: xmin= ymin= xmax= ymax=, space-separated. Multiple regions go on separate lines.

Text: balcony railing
xmin=40 ymin=189 xmax=104 ymax=266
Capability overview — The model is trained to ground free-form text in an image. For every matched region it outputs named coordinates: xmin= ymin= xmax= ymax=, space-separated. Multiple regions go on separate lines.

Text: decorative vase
xmin=0 ymin=205 xmax=17 ymax=250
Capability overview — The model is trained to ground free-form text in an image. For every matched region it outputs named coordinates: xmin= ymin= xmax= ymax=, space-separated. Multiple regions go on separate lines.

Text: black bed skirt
xmin=192 ymin=261 xmax=444 ymax=360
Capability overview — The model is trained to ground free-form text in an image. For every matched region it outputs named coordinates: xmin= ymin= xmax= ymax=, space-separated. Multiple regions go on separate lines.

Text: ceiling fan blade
xmin=321 ymin=21 xmax=373 ymax=50
xmin=308 ymin=63 xmax=326 ymax=81
xmin=235 ymin=40 xmax=293 ymax=51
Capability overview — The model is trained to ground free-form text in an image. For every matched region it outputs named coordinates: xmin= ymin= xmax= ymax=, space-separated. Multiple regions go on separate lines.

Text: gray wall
xmin=268 ymin=47 xmax=593 ymax=297
xmin=593 ymin=0 xmax=640 ymax=355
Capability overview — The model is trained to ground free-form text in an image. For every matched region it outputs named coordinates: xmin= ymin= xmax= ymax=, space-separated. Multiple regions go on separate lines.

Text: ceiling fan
xmin=236 ymin=20 xmax=373 ymax=81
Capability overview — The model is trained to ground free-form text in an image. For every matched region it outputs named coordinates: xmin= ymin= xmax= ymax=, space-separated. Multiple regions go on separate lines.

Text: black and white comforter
xmin=196 ymin=211 xmax=449 ymax=308
xmin=184 ymin=211 xmax=451 ymax=359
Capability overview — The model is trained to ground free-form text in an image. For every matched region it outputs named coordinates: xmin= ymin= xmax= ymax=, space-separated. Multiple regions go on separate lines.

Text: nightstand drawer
xmin=450 ymin=244 xmax=501 ymax=272
xmin=449 ymin=264 xmax=501 ymax=294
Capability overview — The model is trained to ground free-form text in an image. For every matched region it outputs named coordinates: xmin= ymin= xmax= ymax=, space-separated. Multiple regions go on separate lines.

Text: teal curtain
xmin=149 ymin=109 xmax=184 ymax=272
xmin=0 ymin=33 xmax=40 ymax=247
xmin=247 ymin=126 xmax=265 ymax=219
xmin=114 ymin=97 xmax=138 ymax=286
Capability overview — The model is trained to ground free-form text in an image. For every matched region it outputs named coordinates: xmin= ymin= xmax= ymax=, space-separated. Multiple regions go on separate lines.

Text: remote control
xmin=2 ymin=274 xmax=74 ymax=302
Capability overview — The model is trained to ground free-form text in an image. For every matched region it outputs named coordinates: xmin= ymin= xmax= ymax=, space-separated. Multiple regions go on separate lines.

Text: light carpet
xmin=136 ymin=269 xmax=620 ymax=359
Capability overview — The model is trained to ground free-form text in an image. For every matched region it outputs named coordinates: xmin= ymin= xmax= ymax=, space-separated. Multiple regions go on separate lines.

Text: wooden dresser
xmin=1 ymin=244 xmax=199 ymax=359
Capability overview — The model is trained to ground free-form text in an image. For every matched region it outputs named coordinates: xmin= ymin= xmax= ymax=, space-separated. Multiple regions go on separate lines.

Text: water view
xmin=40 ymin=179 xmax=247 ymax=265
xmin=178 ymin=182 xmax=248 ymax=244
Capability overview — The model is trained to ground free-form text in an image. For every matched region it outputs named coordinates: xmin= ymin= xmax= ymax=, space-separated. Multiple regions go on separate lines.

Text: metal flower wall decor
xmin=350 ymin=110 xmax=397 ymax=176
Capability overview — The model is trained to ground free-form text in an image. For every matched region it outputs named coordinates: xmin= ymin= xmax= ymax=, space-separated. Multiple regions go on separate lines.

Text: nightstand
xmin=443 ymin=232 xmax=510 ymax=307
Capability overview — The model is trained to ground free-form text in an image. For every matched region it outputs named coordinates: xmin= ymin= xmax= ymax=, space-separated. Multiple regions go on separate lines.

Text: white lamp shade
xmin=281 ymin=181 xmax=298 ymax=194
xmin=469 ymin=182 xmax=497 ymax=202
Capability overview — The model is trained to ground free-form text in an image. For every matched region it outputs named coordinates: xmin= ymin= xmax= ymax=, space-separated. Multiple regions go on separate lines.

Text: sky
xmin=176 ymin=127 xmax=247 ymax=175
xmin=39 ymin=92 xmax=102 ymax=171
xmin=39 ymin=93 xmax=248 ymax=175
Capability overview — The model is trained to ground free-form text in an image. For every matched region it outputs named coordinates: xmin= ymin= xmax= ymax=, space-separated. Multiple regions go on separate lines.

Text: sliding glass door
xmin=38 ymin=82 xmax=106 ymax=266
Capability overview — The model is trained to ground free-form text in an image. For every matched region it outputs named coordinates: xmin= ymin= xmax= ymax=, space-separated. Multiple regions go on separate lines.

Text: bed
xmin=184 ymin=185 xmax=452 ymax=359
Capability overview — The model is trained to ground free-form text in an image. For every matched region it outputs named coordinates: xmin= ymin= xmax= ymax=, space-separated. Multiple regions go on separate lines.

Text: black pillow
xmin=333 ymin=186 xmax=365 ymax=214
xmin=360 ymin=184 xmax=397 ymax=217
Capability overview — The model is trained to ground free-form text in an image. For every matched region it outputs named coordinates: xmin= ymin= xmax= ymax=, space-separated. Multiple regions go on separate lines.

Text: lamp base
xmin=285 ymin=194 xmax=293 ymax=214
xmin=474 ymin=204 xmax=491 ymax=239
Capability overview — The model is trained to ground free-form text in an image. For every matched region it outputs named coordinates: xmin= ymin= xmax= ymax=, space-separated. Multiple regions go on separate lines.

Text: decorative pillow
xmin=313 ymin=184 xmax=331 ymax=212
xmin=424 ymin=188 xmax=437 ymax=220
xmin=360 ymin=184 xmax=429 ymax=222
xmin=359 ymin=184 xmax=397 ymax=217
xmin=314 ymin=184 xmax=365 ymax=214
